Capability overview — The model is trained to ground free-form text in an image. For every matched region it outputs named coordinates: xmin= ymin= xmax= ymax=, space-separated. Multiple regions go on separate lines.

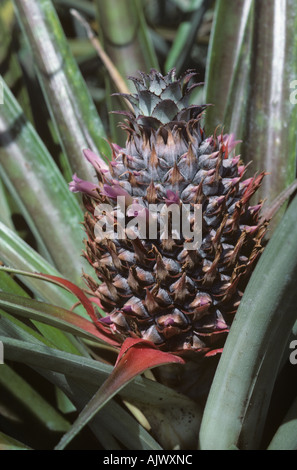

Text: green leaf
xmin=241 ymin=0 xmax=297 ymax=209
xmin=0 ymin=178 xmax=13 ymax=229
xmin=204 ymin=0 xmax=253 ymax=133
xmin=0 ymin=335 xmax=113 ymax=385
xmin=0 ymin=308 xmax=54 ymax=347
xmin=0 ymin=332 xmax=201 ymax=436
xmin=13 ymin=0 xmax=110 ymax=179
xmin=198 ymin=193 xmax=297 ymax=450
xmin=0 ymin=0 xmax=33 ymax=123
xmin=0 ymin=291 xmax=109 ymax=345
xmin=0 ymin=224 xmax=87 ymax=316
xmin=55 ymin=338 xmax=184 ymax=450
xmin=0 ymin=364 xmax=70 ymax=432
xmin=96 ymin=0 xmax=157 ymax=83
xmin=64 ymin=377 xmax=163 ymax=450
xmin=0 ymin=267 xmax=88 ymax=355
xmin=267 ymin=396 xmax=297 ymax=450
xmin=222 ymin=1 xmax=254 ymax=149
xmin=0 ymin=80 xmax=90 ymax=284
xmin=165 ymin=0 xmax=211 ymax=75
xmin=0 ymin=432 xmax=31 ymax=450
xmin=0 ymin=270 xmax=29 ymax=297
xmin=38 ymin=370 xmax=162 ymax=450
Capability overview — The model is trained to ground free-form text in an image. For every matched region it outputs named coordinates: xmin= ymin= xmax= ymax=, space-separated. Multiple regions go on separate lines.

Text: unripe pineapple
xmin=70 ymin=69 xmax=267 ymax=362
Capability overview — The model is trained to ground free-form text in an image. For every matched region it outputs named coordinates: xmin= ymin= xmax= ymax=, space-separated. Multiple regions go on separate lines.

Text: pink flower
xmin=101 ymin=184 xmax=133 ymax=204
xmin=83 ymin=149 xmax=109 ymax=173
xmin=69 ymin=174 xmax=98 ymax=196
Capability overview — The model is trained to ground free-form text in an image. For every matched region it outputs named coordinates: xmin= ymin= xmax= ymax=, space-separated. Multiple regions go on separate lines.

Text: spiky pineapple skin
xmin=77 ymin=70 xmax=268 ymax=358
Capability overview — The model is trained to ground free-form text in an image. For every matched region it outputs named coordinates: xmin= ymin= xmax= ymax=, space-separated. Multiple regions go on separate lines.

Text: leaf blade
xmin=55 ymin=338 xmax=184 ymax=450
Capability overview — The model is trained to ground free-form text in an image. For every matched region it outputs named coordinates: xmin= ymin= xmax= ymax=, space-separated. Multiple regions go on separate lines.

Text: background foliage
xmin=0 ymin=0 xmax=296 ymax=450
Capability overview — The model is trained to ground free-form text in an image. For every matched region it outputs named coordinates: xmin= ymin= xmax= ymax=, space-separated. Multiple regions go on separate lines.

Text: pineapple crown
xmin=115 ymin=68 xmax=207 ymax=128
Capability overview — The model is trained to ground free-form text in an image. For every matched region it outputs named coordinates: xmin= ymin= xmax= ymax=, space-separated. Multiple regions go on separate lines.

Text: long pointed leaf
xmin=55 ymin=338 xmax=184 ymax=450
xmin=0 ymin=224 xmax=86 ymax=315
xmin=267 ymin=396 xmax=297 ymax=450
xmin=0 ymin=432 xmax=30 ymax=450
xmin=95 ymin=0 xmax=156 ymax=84
xmin=0 ymin=178 xmax=13 ymax=229
xmin=0 ymin=291 xmax=114 ymax=345
xmin=242 ymin=0 xmax=297 ymax=207
xmin=0 ymin=80 xmax=89 ymax=284
xmin=204 ymin=0 xmax=253 ymax=132
xmin=0 ymin=334 xmax=198 ymax=407
xmin=165 ymin=0 xmax=212 ymax=75
xmin=0 ymin=364 xmax=70 ymax=432
xmin=0 ymin=272 xmax=86 ymax=354
xmin=13 ymin=0 xmax=110 ymax=179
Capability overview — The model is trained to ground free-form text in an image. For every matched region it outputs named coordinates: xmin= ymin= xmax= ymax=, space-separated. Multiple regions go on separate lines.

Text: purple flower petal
xmin=83 ymin=149 xmax=109 ymax=172
xmin=69 ymin=174 xmax=98 ymax=196
xmin=101 ymin=184 xmax=132 ymax=201
xmin=99 ymin=316 xmax=113 ymax=325
xmin=218 ymin=134 xmax=242 ymax=153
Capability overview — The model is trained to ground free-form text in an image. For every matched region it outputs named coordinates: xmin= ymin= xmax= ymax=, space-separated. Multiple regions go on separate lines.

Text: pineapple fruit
xmin=70 ymin=69 xmax=267 ymax=363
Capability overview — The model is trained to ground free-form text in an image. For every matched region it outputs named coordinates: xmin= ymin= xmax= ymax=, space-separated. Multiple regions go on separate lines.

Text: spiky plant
xmin=70 ymin=69 xmax=268 ymax=372
xmin=1 ymin=0 xmax=297 ymax=452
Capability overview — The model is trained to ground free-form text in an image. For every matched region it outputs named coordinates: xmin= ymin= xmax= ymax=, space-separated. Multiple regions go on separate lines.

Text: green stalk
xmin=95 ymin=0 xmax=158 ymax=85
xmin=13 ymin=0 xmax=110 ymax=182
xmin=95 ymin=0 xmax=158 ymax=144
xmin=242 ymin=0 xmax=297 ymax=206
xmin=198 ymin=193 xmax=297 ymax=450
xmin=0 ymin=0 xmax=33 ymax=123
xmin=222 ymin=1 xmax=254 ymax=152
xmin=0 ymin=80 xmax=90 ymax=284
xmin=204 ymin=0 xmax=253 ymax=133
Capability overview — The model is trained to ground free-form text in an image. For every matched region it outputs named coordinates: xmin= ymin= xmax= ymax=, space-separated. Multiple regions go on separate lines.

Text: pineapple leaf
xmin=160 ymin=80 xmax=183 ymax=102
xmin=0 ymin=80 xmax=91 ymax=284
xmin=151 ymin=99 xmax=180 ymax=123
xmin=165 ymin=0 xmax=211 ymax=75
xmin=0 ymin=224 xmax=87 ymax=315
xmin=0 ymin=432 xmax=31 ymax=451
xmin=55 ymin=338 xmax=184 ymax=450
xmin=0 ymin=364 xmax=70 ymax=432
xmin=138 ymin=90 xmax=162 ymax=116
xmin=204 ymin=0 xmax=253 ymax=132
xmin=267 ymin=396 xmax=297 ymax=450
xmin=0 ymin=291 xmax=108 ymax=345
xmin=13 ymin=0 xmax=111 ymax=179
